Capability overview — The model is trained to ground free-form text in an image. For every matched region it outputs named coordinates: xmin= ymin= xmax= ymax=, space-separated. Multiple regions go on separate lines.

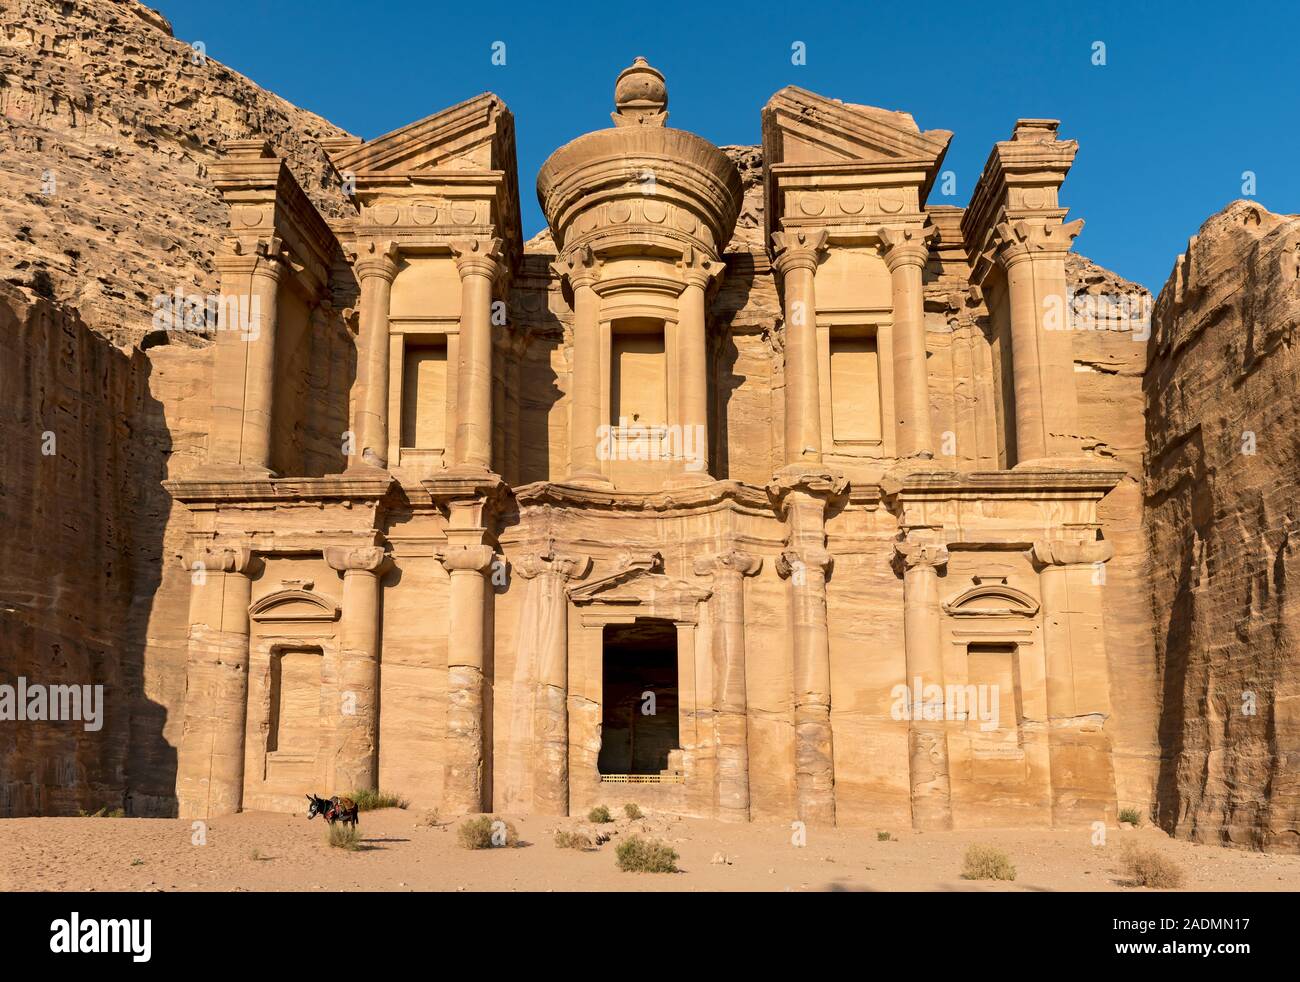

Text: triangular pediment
xmin=329 ymin=93 xmax=514 ymax=175
xmin=762 ymin=86 xmax=951 ymax=168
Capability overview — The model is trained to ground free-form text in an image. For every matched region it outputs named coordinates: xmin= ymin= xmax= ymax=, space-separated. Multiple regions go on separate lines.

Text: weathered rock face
xmin=0 ymin=283 xmax=211 ymax=816
xmin=0 ymin=0 xmax=352 ymax=346
xmin=1145 ymin=200 xmax=1300 ymax=851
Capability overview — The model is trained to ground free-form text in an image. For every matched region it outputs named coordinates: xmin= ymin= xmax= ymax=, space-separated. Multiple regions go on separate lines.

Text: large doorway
xmin=598 ymin=619 xmax=679 ymax=775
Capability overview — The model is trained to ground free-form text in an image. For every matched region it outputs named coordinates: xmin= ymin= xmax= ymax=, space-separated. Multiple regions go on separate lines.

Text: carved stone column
xmin=991 ymin=219 xmax=1085 ymax=465
xmin=1031 ymin=538 xmax=1118 ymax=825
xmin=352 ymin=241 xmax=399 ymax=469
xmin=324 ymin=544 xmax=389 ymax=795
xmin=554 ymin=246 xmax=606 ymax=485
xmin=894 ymin=540 xmax=953 ymax=831
xmin=516 ymin=546 xmax=591 ymax=815
xmin=772 ymin=229 xmax=829 ymax=466
xmin=451 ymin=238 xmax=504 ymax=471
xmin=694 ymin=548 xmax=761 ymax=822
xmin=209 ymin=244 xmax=286 ymax=473
xmin=437 ymin=538 xmax=497 ymax=814
xmin=176 ymin=546 xmax=257 ymax=819
xmin=674 ymin=249 xmax=722 ymax=483
xmin=879 ymin=224 xmax=937 ymax=458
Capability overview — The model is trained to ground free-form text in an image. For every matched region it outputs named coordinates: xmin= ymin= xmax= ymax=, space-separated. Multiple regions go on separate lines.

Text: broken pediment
xmin=568 ymin=553 xmax=711 ymax=618
xmin=762 ymin=86 xmax=951 ymax=170
xmin=327 ymin=93 xmax=515 ymax=176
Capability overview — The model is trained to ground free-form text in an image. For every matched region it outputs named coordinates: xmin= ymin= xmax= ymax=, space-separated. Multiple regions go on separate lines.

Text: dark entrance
xmin=598 ymin=619 xmax=679 ymax=775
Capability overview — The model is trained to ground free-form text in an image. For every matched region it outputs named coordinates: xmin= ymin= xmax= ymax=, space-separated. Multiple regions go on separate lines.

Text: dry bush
xmin=554 ymin=829 xmax=594 ymax=850
xmin=457 ymin=815 xmax=519 ymax=849
xmin=1118 ymin=807 xmax=1142 ymax=826
xmin=961 ymin=844 xmax=1016 ymax=881
xmin=417 ymin=808 xmax=440 ymax=827
xmin=350 ymin=789 xmax=409 ymax=811
xmin=616 ymin=835 xmax=679 ymax=873
xmin=588 ymin=805 xmax=612 ymax=823
xmin=623 ymin=802 xmax=643 ymax=820
xmin=1123 ymin=847 xmax=1185 ymax=888
xmin=328 ymin=822 xmax=361 ymax=851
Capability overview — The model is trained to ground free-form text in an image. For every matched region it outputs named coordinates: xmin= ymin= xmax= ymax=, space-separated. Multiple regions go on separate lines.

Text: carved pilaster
xmin=695 ymin=548 xmax=761 ymax=822
xmin=772 ymin=229 xmax=829 ymax=466
xmin=879 ymin=223 xmax=939 ymax=458
xmin=352 ymin=240 xmax=400 ymax=470
xmin=553 ymin=245 xmax=607 ymax=485
xmin=450 ymin=238 xmax=505 ymax=472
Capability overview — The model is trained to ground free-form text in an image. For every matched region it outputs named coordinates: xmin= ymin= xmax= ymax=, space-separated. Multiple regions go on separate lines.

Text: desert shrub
xmin=328 ymin=823 xmax=361 ymax=851
xmin=457 ymin=816 xmax=519 ymax=849
xmin=350 ymin=789 xmax=409 ymax=811
xmin=876 ymin=831 xmax=892 ymax=841
xmin=1123 ymin=848 xmax=1185 ymax=889
xmin=417 ymin=809 xmax=440 ymax=827
xmin=616 ymin=835 xmax=679 ymax=873
xmin=588 ymin=805 xmax=612 ymax=824
xmin=554 ymin=830 xmax=594 ymax=850
xmin=961 ymin=844 xmax=1016 ymax=881
xmin=623 ymin=802 xmax=643 ymax=820
xmin=79 ymin=807 xmax=125 ymax=818
xmin=1118 ymin=807 xmax=1142 ymax=826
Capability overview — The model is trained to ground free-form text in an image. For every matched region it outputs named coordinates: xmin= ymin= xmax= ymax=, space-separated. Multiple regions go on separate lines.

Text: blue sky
xmin=156 ymin=0 xmax=1298 ymax=291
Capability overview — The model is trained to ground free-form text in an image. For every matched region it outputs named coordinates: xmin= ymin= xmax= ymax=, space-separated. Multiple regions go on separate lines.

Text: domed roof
xmin=536 ymin=58 xmax=742 ymax=259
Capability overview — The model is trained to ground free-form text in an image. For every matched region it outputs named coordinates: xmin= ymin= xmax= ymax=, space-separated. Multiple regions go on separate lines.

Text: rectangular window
xmin=610 ymin=328 xmax=667 ymax=428
xmin=829 ymin=334 xmax=882 ymax=443
xmin=401 ymin=340 xmax=447 ymax=449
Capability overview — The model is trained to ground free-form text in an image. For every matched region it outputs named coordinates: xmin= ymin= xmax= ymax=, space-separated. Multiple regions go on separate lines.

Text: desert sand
xmin=5 ymin=808 xmax=1298 ymax=893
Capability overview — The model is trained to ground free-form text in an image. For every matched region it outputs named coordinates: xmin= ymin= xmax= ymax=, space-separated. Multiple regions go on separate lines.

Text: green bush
xmin=1118 ymin=807 xmax=1142 ymax=826
xmin=615 ymin=835 xmax=679 ymax=873
xmin=623 ymin=802 xmax=643 ymax=820
xmin=457 ymin=815 xmax=519 ymax=849
xmin=554 ymin=829 xmax=594 ymax=850
xmin=328 ymin=823 xmax=361 ymax=851
xmin=876 ymin=831 xmax=892 ymax=841
xmin=961 ymin=844 xmax=1016 ymax=881
xmin=588 ymin=805 xmax=612 ymax=824
xmin=1123 ymin=847 xmax=1185 ymax=889
xmin=350 ymin=789 xmax=409 ymax=811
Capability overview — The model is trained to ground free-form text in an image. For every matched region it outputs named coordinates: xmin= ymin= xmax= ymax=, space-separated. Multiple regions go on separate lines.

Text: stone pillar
xmin=437 ymin=529 xmax=497 ymax=815
xmin=352 ymin=241 xmax=399 ymax=469
xmin=879 ymin=224 xmax=937 ymax=458
xmin=516 ymin=547 xmax=590 ymax=816
xmin=1031 ymin=538 xmax=1117 ymax=825
xmin=894 ymin=540 xmax=953 ymax=831
xmin=554 ymin=246 xmax=606 ymax=485
xmin=209 ymin=244 xmax=286 ymax=473
xmin=694 ymin=548 xmax=761 ymax=822
xmin=176 ymin=546 xmax=257 ymax=819
xmin=324 ymin=545 xmax=388 ymax=795
xmin=772 ymin=229 xmax=829 ymax=466
xmin=450 ymin=238 xmax=504 ymax=472
xmin=992 ymin=219 xmax=1085 ymax=465
xmin=674 ymin=250 xmax=722 ymax=482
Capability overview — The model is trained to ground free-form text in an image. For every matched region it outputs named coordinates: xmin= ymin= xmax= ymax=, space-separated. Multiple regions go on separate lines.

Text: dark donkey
xmin=305 ymin=793 xmax=359 ymax=829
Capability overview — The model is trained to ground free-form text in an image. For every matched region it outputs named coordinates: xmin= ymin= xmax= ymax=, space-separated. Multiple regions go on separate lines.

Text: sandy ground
xmin=4 ymin=808 xmax=1299 ymax=892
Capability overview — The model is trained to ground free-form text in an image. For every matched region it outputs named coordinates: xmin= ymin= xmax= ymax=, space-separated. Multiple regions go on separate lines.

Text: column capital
xmin=214 ymin=236 xmax=290 ymax=280
xmin=436 ymin=543 xmax=497 ymax=575
xmin=1030 ymin=537 xmax=1113 ymax=569
xmin=552 ymin=243 xmax=602 ymax=291
xmin=878 ymin=222 xmax=938 ymax=272
xmin=324 ymin=544 xmax=390 ymax=574
xmin=450 ymin=237 xmax=505 ymax=281
xmin=771 ymin=228 xmax=829 ymax=276
xmin=185 ymin=544 xmax=257 ymax=576
xmin=677 ymin=245 xmax=725 ymax=290
xmin=516 ymin=542 xmax=592 ymax=581
xmin=991 ymin=218 xmax=1084 ymax=269
xmin=694 ymin=548 xmax=762 ymax=578
xmin=353 ymin=239 xmax=400 ymax=283
xmin=776 ymin=546 xmax=831 ymax=578
xmin=893 ymin=540 xmax=949 ymax=573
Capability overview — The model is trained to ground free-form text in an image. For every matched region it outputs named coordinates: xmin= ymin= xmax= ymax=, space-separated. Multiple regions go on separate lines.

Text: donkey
xmin=305 ymin=793 xmax=359 ymax=828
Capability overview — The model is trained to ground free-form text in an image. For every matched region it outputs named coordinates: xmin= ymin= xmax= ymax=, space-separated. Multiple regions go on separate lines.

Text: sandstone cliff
xmin=0 ymin=0 xmax=352 ymax=346
xmin=1145 ymin=200 xmax=1300 ymax=851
